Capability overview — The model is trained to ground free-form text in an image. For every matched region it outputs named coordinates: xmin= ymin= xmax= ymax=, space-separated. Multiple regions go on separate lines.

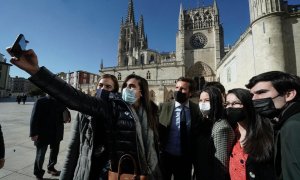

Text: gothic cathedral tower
xmin=176 ymin=0 xmax=224 ymax=76
xmin=249 ymin=0 xmax=286 ymax=73
xmin=118 ymin=0 xmax=148 ymax=67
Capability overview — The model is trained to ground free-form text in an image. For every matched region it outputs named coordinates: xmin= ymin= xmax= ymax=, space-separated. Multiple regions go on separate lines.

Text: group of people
xmin=5 ymin=47 xmax=300 ymax=180
xmin=16 ymin=94 xmax=27 ymax=104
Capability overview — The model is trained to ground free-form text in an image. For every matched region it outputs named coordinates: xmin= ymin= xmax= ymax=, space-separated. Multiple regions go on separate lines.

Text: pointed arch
xmin=140 ymin=54 xmax=144 ymax=65
xmin=186 ymin=61 xmax=215 ymax=81
xmin=149 ymin=55 xmax=155 ymax=64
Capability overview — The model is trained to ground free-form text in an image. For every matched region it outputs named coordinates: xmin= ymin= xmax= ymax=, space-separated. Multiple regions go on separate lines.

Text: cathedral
xmin=100 ymin=0 xmax=300 ymax=104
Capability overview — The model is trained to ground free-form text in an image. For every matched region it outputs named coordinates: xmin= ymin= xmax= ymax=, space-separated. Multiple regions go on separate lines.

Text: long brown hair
xmin=122 ymin=74 xmax=158 ymax=133
xmin=227 ymin=88 xmax=274 ymax=162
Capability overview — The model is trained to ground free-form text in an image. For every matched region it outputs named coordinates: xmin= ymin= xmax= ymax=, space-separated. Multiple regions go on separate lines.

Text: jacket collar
xmin=175 ymin=101 xmax=190 ymax=108
xmin=274 ymin=101 xmax=300 ymax=130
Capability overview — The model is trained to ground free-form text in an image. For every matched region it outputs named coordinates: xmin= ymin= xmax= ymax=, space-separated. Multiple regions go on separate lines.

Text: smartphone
xmin=10 ymin=34 xmax=29 ymax=58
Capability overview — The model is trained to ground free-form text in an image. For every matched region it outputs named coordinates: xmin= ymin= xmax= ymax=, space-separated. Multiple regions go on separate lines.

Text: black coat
xmin=30 ymin=96 xmax=66 ymax=146
xmin=0 ymin=124 xmax=4 ymax=159
xmin=245 ymin=155 xmax=275 ymax=180
xmin=273 ymin=102 xmax=300 ymax=180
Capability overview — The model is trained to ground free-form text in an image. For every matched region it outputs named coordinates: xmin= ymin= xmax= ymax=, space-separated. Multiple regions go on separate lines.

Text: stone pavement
xmin=0 ymin=101 xmax=77 ymax=180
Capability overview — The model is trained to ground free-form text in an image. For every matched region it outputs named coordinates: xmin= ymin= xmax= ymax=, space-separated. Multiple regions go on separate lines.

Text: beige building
xmin=217 ymin=0 xmax=300 ymax=90
xmin=100 ymin=0 xmax=300 ymax=104
xmin=0 ymin=54 xmax=12 ymax=97
xmin=10 ymin=76 xmax=33 ymax=96
xmin=59 ymin=70 xmax=101 ymax=96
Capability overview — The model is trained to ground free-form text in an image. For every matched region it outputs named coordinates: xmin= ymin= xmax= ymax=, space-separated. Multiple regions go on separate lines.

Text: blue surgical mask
xmin=122 ymin=88 xmax=136 ymax=104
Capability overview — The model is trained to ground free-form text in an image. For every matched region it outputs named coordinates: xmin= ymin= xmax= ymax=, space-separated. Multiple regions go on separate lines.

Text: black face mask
xmin=96 ymin=89 xmax=110 ymax=101
xmin=174 ymin=91 xmax=188 ymax=104
xmin=253 ymin=97 xmax=281 ymax=119
xmin=226 ymin=108 xmax=246 ymax=124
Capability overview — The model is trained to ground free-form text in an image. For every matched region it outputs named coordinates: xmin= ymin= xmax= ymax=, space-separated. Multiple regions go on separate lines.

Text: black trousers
xmin=33 ymin=142 xmax=60 ymax=177
xmin=160 ymin=152 xmax=192 ymax=180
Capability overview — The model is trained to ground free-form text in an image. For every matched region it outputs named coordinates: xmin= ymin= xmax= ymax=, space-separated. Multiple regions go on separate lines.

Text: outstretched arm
xmin=7 ymin=48 xmax=108 ymax=117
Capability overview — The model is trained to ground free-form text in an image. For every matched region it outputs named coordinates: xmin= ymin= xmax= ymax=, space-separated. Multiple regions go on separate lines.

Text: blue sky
xmin=0 ymin=0 xmax=298 ymax=78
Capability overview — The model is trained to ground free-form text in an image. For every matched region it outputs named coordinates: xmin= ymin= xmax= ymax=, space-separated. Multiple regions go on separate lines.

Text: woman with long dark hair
xmin=195 ymin=86 xmax=234 ymax=180
xmin=225 ymin=88 xmax=275 ymax=180
xmin=122 ymin=74 xmax=159 ymax=138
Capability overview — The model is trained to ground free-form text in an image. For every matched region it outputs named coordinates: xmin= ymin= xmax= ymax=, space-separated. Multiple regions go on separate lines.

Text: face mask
xmin=253 ymin=97 xmax=281 ymax=119
xmin=96 ymin=89 xmax=110 ymax=101
xmin=226 ymin=108 xmax=246 ymax=124
xmin=122 ymin=88 xmax=137 ymax=105
xmin=174 ymin=91 xmax=188 ymax=104
xmin=199 ymin=102 xmax=210 ymax=117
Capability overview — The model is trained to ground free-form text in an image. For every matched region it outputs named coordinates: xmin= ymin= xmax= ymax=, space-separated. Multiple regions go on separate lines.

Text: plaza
xmin=0 ymin=101 xmax=76 ymax=180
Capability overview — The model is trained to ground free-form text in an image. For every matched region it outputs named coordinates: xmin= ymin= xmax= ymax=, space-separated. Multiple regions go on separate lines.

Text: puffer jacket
xmin=29 ymin=67 xmax=162 ymax=180
xmin=60 ymin=112 xmax=109 ymax=180
xmin=108 ymin=98 xmax=142 ymax=173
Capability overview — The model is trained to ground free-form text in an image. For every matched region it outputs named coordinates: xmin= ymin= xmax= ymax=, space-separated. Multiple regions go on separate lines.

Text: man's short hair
xmin=177 ymin=77 xmax=196 ymax=93
xmin=245 ymin=71 xmax=300 ymax=100
xmin=101 ymin=74 xmax=119 ymax=93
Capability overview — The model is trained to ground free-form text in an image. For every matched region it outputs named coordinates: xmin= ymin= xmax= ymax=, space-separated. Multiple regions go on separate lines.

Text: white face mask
xmin=199 ymin=102 xmax=210 ymax=117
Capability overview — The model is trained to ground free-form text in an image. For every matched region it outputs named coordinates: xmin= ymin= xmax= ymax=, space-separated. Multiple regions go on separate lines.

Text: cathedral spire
xmin=100 ymin=59 xmax=104 ymax=69
xmin=213 ymin=0 xmax=219 ymax=15
xmin=213 ymin=0 xmax=219 ymax=24
xmin=138 ymin=15 xmax=145 ymax=38
xmin=138 ymin=15 xmax=148 ymax=49
xmin=126 ymin=0 xmax=135 ymax=24
xmin=178 ymin=3 xmax=184 ymax=31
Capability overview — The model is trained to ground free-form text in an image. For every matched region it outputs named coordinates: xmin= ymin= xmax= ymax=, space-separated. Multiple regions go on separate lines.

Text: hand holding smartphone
xmin=7 ymin=34 xmax=40 ymax=75
xmin=9 ymin=34 xmax=29 ymax=58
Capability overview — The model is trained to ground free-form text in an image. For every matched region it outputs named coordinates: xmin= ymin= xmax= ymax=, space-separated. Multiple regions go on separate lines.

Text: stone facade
xmin=100 ymin=0 xmax=300 ymax=103
xmin=217 ymin=0 xmax=300 ymax=90
xmin=0 ymin=54 xmax=12 ymax=97
xmin=100 ymin=0 xmax=220 ymax=104
xmin=59 ymin=71 xmax=101 ymax=96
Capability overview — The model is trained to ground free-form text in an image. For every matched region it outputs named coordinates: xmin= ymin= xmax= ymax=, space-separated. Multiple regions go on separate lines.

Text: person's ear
xmin=285 ymin=89 xmax=297 ymax=102
xmin=188 ymin=92 xmax=192 ymax=98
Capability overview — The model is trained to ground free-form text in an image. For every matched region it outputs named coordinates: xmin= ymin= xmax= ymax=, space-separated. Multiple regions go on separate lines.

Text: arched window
xmin=149 ymin=55 xmax=155 ymax=63
xmin=146 ymin=71 xmax=151 ymax=79
xmin=118 ymin=73 xmax=122 ymax=80
xmin=140 ymin=54 xmax=144 ymax=65
xmin=124 ymin=57 xmax=128 ymax=66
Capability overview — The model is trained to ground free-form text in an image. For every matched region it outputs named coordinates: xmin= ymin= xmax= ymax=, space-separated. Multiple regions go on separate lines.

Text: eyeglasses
xmin=224 ymin=101 xmax=243 ymax=108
